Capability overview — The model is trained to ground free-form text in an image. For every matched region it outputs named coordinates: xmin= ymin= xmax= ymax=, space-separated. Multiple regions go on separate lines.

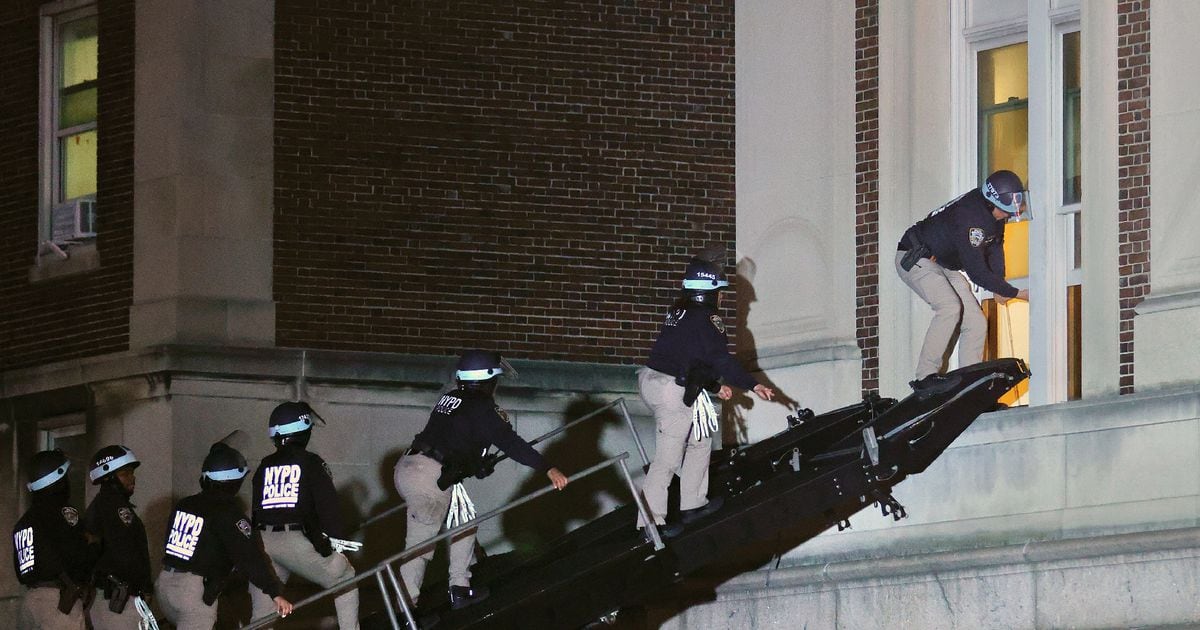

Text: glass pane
xmin=59 ymin=16 xmax=98 ymax=89
xmin=1067 ymin=285 xmax=1082 ymax=400
xmin=983 ymin=107 xmax=1029 ymax=187
xmin=1063 ymin=31 xmax=1082 ymax=205
xmin=978 ymin=42 xmax=1029 ymax=107
xmin=1071 ymin=211 xmax=1081 ymax=270
xmin=60 ymin=130 xmax=98 ymax=200
xmin=61 ymin=86 xmax=97 ymax=128
xmin=983 ymin=298 xmax=1030 ymax=406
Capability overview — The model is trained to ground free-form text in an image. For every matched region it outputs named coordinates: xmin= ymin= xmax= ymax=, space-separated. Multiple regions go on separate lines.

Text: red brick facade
xmin=0 ymin=0 xmax=135 ymax=372
xmin=854 ymin=0 xmax=881 ymax=395
xmin=1117 ymin=0 xmax=1151 ymax=394
xmin=273 ymin=1 xmax=737 ymax=364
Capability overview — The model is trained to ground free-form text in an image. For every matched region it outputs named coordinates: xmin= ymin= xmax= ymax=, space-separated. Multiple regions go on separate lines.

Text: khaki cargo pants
xmin=17 ymin=586 xmax=85 ymax=630
xmin=155 ymin=570 xmax=216 ymax=630
xmin=250 ymin=530 xmax=359 ymax=629
xmin=895 ymin=250 xmax=987 ymax=379
xmin=638 ymin=367 xmax=713 ymax=527
xmin=393 ymin=453 xmax=477 ymax=604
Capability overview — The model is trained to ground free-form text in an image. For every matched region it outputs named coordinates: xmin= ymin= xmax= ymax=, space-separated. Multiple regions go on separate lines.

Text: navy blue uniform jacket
xmin=645 ymin=303 xmax=758 ymax=391
xmin=162 ymin=489 xmax=284 ymax=598
xmin=12 ymin=493 xmax=93 ymax=586
xmin=414 ymin=388 xmax=550 ymax=473
xmin=252 ymin=445 xmax=348 ymax=539
xmin=898 ymin=188 xmax=1020 ymax=298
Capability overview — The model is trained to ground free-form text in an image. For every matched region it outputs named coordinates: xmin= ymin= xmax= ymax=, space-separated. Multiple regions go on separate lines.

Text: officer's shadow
xmin=499 ymin=396 xmax=627 ymax=554
xmin=723 ymin=257 xmax=799 ymax=446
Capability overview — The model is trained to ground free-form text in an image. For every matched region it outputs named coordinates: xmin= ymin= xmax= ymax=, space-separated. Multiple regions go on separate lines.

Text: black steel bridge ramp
xmin=246 ymin=359 xmax=1029 ymax=630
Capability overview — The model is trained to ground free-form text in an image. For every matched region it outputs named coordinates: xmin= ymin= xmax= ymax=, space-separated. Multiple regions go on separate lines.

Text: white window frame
xmin=38 ymin=0 xmax=99 ymax=248
xmin=952 ymin=1 xmax=1083 ymax=406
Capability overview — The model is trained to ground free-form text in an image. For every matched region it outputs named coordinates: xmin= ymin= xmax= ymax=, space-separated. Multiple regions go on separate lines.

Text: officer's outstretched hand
xmin=546 ymin=467 xmax=569 ymax=490
xmin=274 ymin=596 xmax=294 ymax=618
xmin=716 ymin=385 xmax=733 ymax=400
xmin=752 ymin=384 xmax=775 ymax=401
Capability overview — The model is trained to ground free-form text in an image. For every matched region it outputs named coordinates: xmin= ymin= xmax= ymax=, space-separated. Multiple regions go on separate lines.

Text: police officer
xmin=157 ymin=442 xmax=293 ymax=629
xmin=249 ymin=401 xmax=361 ymax=629
xmin=394 ymin=350 xmax=569 ymax=610
xmin=12 ymin=450 xmax=94 ymax=630
xmin=896 ymin=169 xmax=1031 ymax=395
xmin=84 ymin=445 xmax=153 ymax=630
xmin=640 ymin=249 xmax=774 ymax=537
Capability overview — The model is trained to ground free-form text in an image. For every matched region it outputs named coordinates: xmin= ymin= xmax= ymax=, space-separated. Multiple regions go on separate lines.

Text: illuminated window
xmin=1062 ymin=30 xmax=1082 ymax=400
xmin=977 ymin=41 xmax=1030 ymax=406
xmin=40 ymin=4 xmax=98 ymax=251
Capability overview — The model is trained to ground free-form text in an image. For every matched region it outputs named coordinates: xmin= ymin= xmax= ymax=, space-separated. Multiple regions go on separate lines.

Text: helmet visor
xmin=1005 ymin=190 xmax=1032 ymax=222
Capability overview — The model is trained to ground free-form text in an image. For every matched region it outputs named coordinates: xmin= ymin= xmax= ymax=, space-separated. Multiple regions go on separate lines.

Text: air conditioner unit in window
xmin=50 ymin=197 xmax=97 ymax=244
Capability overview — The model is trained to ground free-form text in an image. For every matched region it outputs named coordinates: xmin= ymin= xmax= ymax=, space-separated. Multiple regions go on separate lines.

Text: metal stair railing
xmin=242 ymin=452 xmax=663 ymax=630
xmin=352 ymin=396 xmax=648 ymax=535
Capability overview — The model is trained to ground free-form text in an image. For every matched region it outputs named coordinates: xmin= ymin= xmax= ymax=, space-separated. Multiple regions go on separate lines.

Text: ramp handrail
xmin=353 ymin=396 xmax=647 ymax=534
xmin=242 ymin=451 xmax=663 ymax=630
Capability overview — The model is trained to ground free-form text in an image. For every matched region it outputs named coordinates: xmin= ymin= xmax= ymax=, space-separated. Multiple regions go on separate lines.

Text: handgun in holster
xmin=54 ymin=573 xmax=87 ymax=615
xmin=678 ymin=361 xmax=720 ymax=407
xmin=900 ymin=233 xmax=932 ymax=272
xmin=104 ymin=575 xmax=130 ymax=614
xmin=201 ymin=575 xmax=227 ymax=606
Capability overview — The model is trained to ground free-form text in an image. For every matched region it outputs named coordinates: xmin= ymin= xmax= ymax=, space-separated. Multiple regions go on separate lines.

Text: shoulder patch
xmin=709 ymin=314 xmax=726 ymax=333
xmin=322 ymin=461 xmax=333 ymax=480
xmin=969 ymin=227 xmax=985 ymax=248
xmin=61 ymin=507 xmax=79 ymax=526
xmin=236 ymin=518 xmax=253 ymax=539
xmin=494 ymin=406 xmax=511 ymax=424
xmin=117 ymin=507 xmax=134 ymax=526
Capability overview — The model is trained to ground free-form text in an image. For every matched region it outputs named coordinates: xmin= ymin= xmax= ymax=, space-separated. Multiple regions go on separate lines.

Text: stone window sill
xmin=29 ymin=241 xmax=100 ymax=282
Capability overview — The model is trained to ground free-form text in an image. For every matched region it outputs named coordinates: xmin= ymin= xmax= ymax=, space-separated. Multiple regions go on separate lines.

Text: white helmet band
xmin=28 ymin=461 xmax=70 ymax=491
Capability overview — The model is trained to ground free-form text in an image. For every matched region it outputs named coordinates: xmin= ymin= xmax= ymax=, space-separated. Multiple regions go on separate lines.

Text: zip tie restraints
xmin=446 ymin=482 xmax=477 ymax=528
xmin=134 ymin=595 xmax=159 ymax=630
xmin=691 ymin=390 xmax=720 ymax=441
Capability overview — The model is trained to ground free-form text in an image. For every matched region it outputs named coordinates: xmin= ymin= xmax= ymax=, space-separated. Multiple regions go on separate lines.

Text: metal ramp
xmin=244 ymin=359 xmax=1029 ymax=630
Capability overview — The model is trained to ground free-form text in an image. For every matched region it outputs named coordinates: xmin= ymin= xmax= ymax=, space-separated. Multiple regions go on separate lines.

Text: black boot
xmin=909 ymin=374 xmax=959 ymax=398
xmin=680 ymin=495 xmax=725 ymax=524
xmin=449 ymin=585 xmax=490 ymax=610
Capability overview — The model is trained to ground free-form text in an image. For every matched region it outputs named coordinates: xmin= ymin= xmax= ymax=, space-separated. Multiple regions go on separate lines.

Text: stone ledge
xmin=0 ymin=345 xmax=640 ymax=400
xmin=702 ymin=526 xmax=1200 ymax=597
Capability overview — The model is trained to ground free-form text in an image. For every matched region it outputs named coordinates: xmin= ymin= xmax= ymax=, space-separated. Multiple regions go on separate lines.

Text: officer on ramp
xmin=394 ymin=350 xmax=569 ymax=611
xmin=84 ymin=445 xmax=153 ymax=630
xmin=640 ymin=248 xmax=774 ymax=537
xmin=249 ymin=402 xmax=362 ymax=629
xmin=12 ymin=449 xmax=94 ymax=630
xmin=157 ymin=440 xmax=293 ymax=629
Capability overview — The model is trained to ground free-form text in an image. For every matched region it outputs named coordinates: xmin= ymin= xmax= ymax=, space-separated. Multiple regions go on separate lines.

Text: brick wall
xmin=0 ymin=0 xmax=135 ymax=372
xmin=854 ymin=0 xmax=880 ymax=395
xmin=274 ymin=1 xmax=737 ymax=364
xmin=1116 ymin=0 xmax=1150 ymax=394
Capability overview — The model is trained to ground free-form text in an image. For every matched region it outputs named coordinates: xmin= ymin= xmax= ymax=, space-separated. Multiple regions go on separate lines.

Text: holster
xmin=201 ymin=575 xmax=226 ymax=606
xmin=678 ymin=361 xmax=720 ymax=407
xmin=55 ymin=575 xmax=80 ymax=615
xmin=104 ymin=576 xmax=130 ymax=614
xmin=899 ymin=233 xmax=931 ymax=272
xmin=304 ymin=522 xmax=334 ymax=557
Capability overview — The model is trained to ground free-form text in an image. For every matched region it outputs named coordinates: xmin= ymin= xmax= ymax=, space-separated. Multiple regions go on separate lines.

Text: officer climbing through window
xmin=84 ymin=445 xmax=155 ymax=630
xmin=394 ymin=350 xmax=569 ymax=611
xmin=12 ymin=449 xmax=95 ymax=630
xmin=156 ymin=439 xmax=293 ymax=629
xmin=896 ymin=169 xmax=1031 ymax=396
xmin=640 ymin=247 xmax=774 ymax=538
xmin=249 ymin=401 xmax=362 ymax=629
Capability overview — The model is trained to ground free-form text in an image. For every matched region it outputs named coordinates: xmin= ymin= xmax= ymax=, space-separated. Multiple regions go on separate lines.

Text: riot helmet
xmin=27 ymin=449 xmax=70 ymax=493
xmin=89 ymin=445 xmax=140 ymax=485
xmin=680 ymin=247 xmax=729 ymax=306
xmin=200 ymin=442 xmax=249 ymax=492
xmin=269 ymin=401 xmax=322 ymax=448
xmin=982 ymin=170 xmax=1030 ymax=221
xmin=455 ymin=350 xmax=516 ymax=394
